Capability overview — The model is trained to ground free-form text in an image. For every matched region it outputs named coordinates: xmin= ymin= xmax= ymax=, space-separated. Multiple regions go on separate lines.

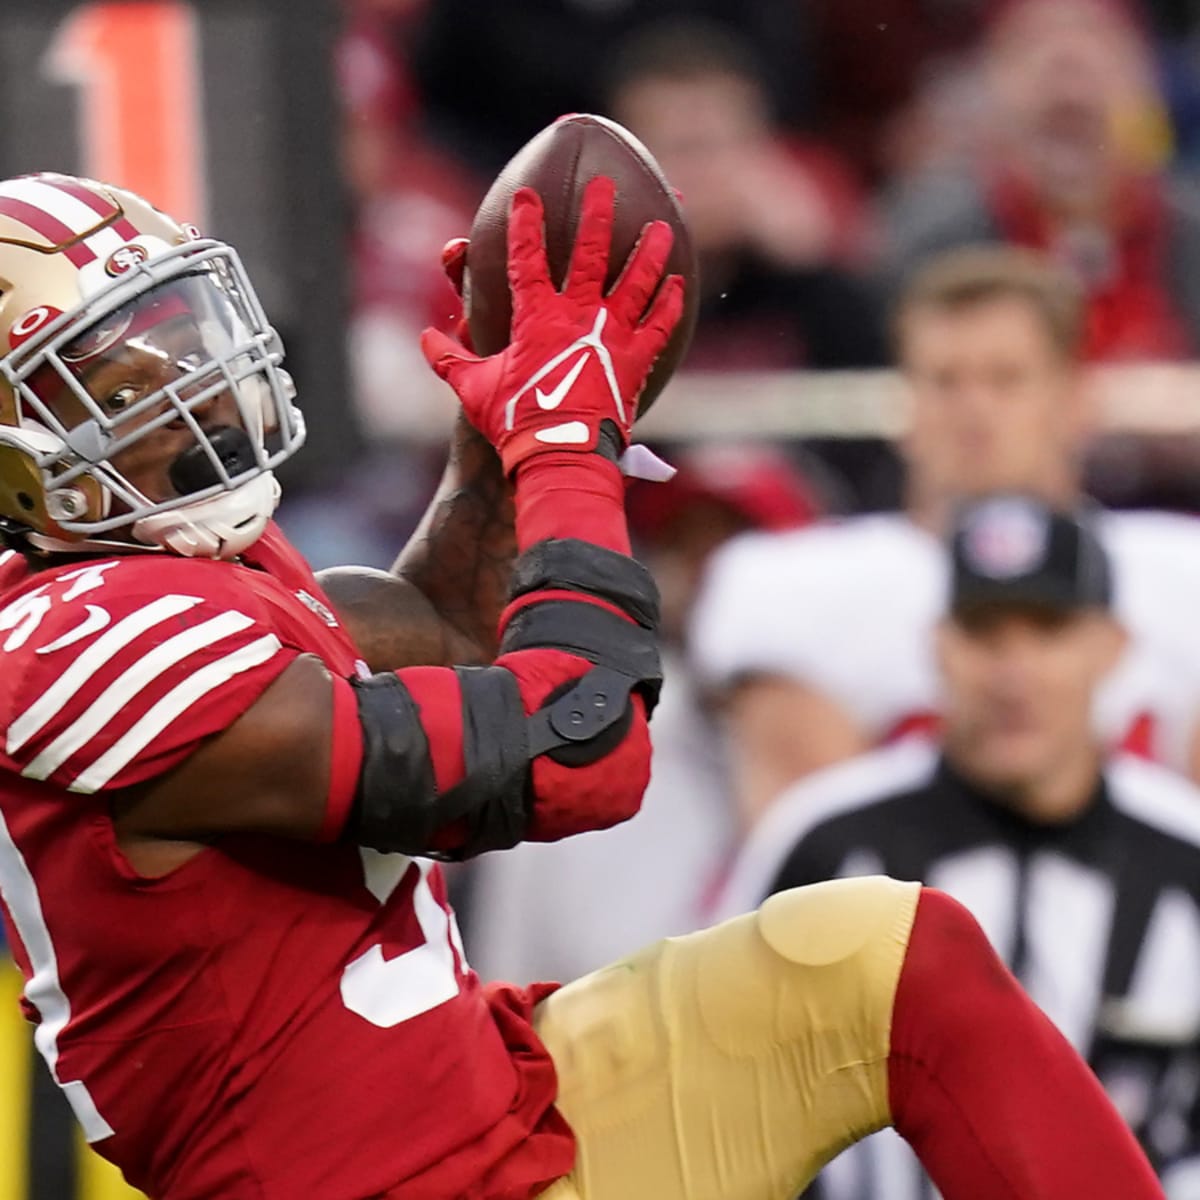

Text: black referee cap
xmin=949 ymin=496 xmax=1112 ymax=615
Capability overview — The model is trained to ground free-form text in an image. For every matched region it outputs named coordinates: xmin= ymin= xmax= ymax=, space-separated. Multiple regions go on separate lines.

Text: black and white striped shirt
xmin=717 ymin=738 xmax=1200 ymax=1199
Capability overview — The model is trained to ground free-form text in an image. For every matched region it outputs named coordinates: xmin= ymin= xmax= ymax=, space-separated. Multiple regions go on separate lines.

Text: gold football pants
xmin=534 ymin=876 xmax=920 ymax=1200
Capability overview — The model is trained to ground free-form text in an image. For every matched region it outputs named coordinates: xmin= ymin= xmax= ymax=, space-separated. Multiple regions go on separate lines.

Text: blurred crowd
xmin=314 ymin=1 xmax=1200 ymax=1195
xmin=316 ymin=0 xmax=1200 ymax=539
xmin=336 ymin=0 xmax=1200 ymax=411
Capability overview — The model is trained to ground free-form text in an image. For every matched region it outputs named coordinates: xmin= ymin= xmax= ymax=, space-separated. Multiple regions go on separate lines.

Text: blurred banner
xmin=394 ymin=362 xmax=1200 ymax=444
xmin=0 ymin=0 xmax=359 ymax=491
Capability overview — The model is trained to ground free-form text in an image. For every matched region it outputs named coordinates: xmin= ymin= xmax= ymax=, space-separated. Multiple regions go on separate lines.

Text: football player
xmin=0 ymin=172 xmax=1163 ymax=1198
xmin=691 ymin=246 xmax=1200 ymax=828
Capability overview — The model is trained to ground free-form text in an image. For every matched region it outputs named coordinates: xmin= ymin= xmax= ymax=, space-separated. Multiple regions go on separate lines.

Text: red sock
xmin=889 ymin=887 xmax=1164 ymax=1199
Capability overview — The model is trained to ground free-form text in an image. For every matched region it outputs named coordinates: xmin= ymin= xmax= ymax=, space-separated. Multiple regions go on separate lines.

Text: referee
xmin=719 ymin=495 xmax=1200 ymax=1199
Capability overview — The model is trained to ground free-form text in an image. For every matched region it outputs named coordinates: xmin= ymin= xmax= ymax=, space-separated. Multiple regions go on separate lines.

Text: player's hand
xmin=434 ymin=236 xmax=477 ymax=352
xmin=420 ymin=177 xmax=684 ymax=476
xmin=441 ymin=236 xmax=469 ymax=297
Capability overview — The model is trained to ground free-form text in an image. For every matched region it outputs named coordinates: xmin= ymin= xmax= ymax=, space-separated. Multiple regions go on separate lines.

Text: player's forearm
xmin=337 ymin=538 xmax=662 ymax=859
xmin=511 ymin=448 xmax=630 ymax=555
xmin=388 ymin=424 xmax=635 ymax=669
xmin=391 ymin=414 xmax=517 ymax=661
xmin=320 ymin=433 xmax=639 ymax=675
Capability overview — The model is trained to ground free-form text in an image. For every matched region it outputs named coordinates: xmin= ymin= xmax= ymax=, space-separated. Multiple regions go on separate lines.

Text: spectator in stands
xmin=689 ymin=245 xmax=1200 ymax=835
xmin=803 ymin=0 xmax=990 ymax=184
xmin=884 ymin=0 xmax=1200 ymax=360
xmin=338 ymin=0 xmax=481 ymax=438
xmin=607 ymin=19 xmax=888 ymax=370
xmin=408 ymin=1 xmax=815 ymax=174
xmin=463 ymin=445 xmax=822 ymax=984
xmin=717 ymin=496 xmax=1200 ymax=1198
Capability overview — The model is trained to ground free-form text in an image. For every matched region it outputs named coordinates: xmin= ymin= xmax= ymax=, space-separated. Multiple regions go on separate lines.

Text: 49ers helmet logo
xmin=104 ymin=244 xmax=149 ymax=277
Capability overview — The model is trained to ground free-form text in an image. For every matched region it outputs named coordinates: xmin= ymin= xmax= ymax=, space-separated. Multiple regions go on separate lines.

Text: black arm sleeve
xmin=345 ymin=538 xmax=663 ymax=860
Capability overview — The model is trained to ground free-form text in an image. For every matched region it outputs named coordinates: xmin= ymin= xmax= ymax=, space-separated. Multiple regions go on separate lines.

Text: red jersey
xmin=0 ymin=526 xmax=573 ymax=1199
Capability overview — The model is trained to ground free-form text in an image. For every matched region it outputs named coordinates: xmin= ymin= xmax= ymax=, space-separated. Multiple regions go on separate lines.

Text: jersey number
xmin=339 ymin=852 xmax=469 ymax=1028
xmin=0 ymin=845 xmax=468 ymax=1153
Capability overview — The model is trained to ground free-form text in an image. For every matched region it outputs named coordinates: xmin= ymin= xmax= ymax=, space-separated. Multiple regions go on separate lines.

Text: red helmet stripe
xmin=0 ymin=196 xmax=95 ymax=267
xmin=42 ymin=178 xmax=140 ymax=242
xmin=41 ymin=177 xmax=117 ymax=218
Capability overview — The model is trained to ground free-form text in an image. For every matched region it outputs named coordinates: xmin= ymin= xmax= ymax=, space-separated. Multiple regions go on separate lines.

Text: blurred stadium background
xmin=4 ymin=0 xmax=1200 ymax=1195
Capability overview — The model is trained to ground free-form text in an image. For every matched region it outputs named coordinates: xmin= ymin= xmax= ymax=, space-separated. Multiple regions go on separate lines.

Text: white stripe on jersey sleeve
xmin=21 ymin=610 xmax=258 ymax=782
xmin=68 ymin=633 xmax=282 ymax=794
xmin=7 ymin=594 xmax=203 ymax=756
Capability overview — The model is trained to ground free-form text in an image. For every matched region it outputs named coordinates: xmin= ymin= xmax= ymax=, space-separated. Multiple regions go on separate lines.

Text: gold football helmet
xmin=0 ymin=172 xmax=304 ymax=559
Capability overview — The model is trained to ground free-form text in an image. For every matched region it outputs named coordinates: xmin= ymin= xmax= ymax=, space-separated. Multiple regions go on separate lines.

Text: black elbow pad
xmin=346 ymin=540 xmax=663 ymax=861
xmin=347 ymin=658 xmax=645 ymax=862
xmin=502 ymin=537 xmax=664 ymax=713
xmin=348 ymin=672 xmax=442 ymax=855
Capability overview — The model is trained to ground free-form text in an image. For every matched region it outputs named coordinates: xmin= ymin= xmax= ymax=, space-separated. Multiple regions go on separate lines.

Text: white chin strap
xmin=131 ymin=472 xmax=281 ymax=559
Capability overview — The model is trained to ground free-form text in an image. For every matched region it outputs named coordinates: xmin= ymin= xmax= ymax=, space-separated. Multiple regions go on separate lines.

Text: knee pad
xmin=758 ymin=877 xmax=921 ymax=969
xmin=690 ymin=877 xmax=919 ymax=1068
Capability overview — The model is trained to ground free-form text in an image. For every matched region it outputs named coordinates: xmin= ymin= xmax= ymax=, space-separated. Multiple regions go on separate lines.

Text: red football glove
xmin=439 ymin=236 xmax=474 ymax=351
xmin=420 ymin=177 xmax=684 ymax=476
xmin=441 ymin=236 xmax=469 ymax=296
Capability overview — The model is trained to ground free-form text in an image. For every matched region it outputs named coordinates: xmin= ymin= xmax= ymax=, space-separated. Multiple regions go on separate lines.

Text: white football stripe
xmin=22 ymin=610 xmax=257 ymax=782
xmin=6 ymin=594 xmax=202 ymax=756
xmin=0 ymin=179 xmax=125 ymax=260
xmin=81 ymin=224 xmax=125 ymax=260
xmin=69 ymin=633 xmax=282 ymax=793
xmin=2 ymin=178 xmax=112 ymax=236
xmin=0 ymin=550 xmax=15 ymax=569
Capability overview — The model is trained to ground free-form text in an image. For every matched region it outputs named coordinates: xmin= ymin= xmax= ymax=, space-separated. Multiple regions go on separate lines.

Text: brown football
xmin=465 ymin=113 xmax=698 ymax=416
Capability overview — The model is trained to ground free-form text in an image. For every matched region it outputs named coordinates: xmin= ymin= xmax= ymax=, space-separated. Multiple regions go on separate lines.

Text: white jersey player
xmin=691 ymin=247 xmax=1200 ymax=826
xmin=694 ymin=508 xmax=1200 ymax=761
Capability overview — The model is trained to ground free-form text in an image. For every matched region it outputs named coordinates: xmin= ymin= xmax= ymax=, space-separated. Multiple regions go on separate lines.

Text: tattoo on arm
xmin=319 ymin=416 xmax=516 ymax=672
xmin=394 ymin=415 xmax=516 ymax=655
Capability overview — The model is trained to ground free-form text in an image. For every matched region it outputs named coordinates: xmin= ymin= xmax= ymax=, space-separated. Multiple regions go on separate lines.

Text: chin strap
xmin=24 ymin=530 xmax=160 ymax=557
xmin=131 ymin=473 xmax=280 ymax=559
xmin=23 ymin=473 xmax=281 ymax=561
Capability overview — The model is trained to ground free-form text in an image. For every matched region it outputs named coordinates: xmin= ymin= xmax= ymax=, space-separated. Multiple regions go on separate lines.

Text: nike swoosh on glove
xmin=420 ymin=177 xmax=685 ymax=475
